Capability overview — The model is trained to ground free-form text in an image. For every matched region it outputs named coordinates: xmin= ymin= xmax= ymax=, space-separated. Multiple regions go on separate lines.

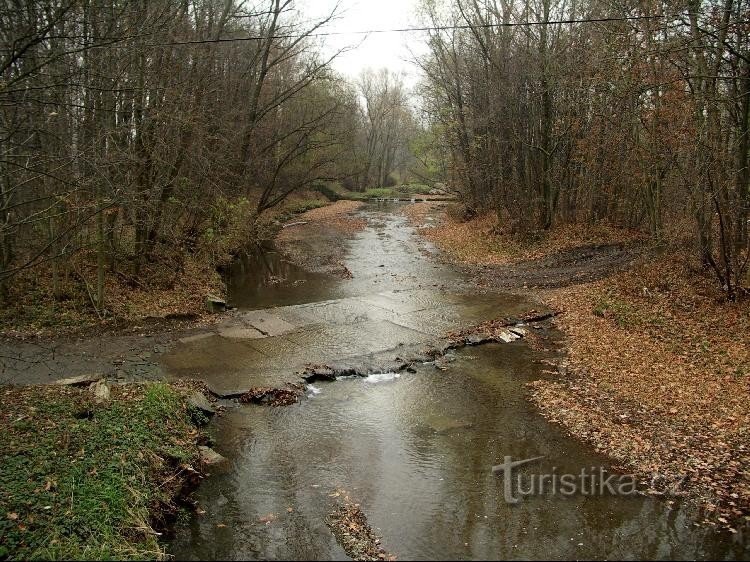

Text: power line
xmin=90 ymin=14 xmax=668 ymax=49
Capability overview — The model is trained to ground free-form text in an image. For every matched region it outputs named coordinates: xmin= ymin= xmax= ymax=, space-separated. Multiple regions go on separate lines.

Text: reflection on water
xmin=169 ymin=345 xmax=746 ymax=560
xmin=226 ymin=243 xmax=340 ymax=310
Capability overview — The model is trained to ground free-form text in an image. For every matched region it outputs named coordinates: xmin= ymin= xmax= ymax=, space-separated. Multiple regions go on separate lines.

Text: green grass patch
xmin=593 ymin=294 xmax=636 ymax=328
xmin=0 ymin=383 xmax=199 ymax=560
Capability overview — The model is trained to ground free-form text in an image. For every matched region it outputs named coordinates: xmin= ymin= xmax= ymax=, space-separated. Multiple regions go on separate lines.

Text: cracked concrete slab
xmin=236 ymin=310 xmax=298 ymax=336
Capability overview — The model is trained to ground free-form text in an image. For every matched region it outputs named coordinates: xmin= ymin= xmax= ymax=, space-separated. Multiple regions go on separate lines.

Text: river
xmin=165 ymin=202 xmax=746 ymax=560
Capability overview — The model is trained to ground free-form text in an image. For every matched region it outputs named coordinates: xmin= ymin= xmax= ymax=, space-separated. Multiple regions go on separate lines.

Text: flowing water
xmin=167 ymin=203 xmax=747 ymax=560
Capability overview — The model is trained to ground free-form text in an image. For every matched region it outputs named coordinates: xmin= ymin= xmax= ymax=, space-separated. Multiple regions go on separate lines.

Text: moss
xmin=0 ymin=383 xmax=200 ymax=560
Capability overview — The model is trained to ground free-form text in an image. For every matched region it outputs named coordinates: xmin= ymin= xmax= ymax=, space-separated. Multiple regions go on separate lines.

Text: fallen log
xmin=282 ymin=221 xmax=309 ymax=229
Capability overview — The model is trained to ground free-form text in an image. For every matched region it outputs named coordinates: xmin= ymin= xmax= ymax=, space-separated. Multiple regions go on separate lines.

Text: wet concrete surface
xmin=0 ymin=331 xmax=170 ymax=385
xmin=160 ymin=289 xmax=533 ymax=396
xmin=159 ymin=204 xmax=536 ymax=395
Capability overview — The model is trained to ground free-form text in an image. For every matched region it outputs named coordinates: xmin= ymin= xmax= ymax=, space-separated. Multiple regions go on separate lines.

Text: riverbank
xmin=0 ymin=381 xmax=208 ymax=560
xmin=0 ymin=190 xmax=339 ymax=340
xmin=276 ymin=200 xmax=367 ymax=277
xmin=404 ymin=202 xmax=750 ymax=530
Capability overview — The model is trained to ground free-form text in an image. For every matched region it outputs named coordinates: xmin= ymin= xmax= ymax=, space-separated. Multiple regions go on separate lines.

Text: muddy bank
xmin=0 ymin=318 xmax=217 ymax=385
xmin=402 ymin=202 xmax=642 ymax=290
xmin=276 ymin=200 xmax=366 ymax=277
xmin=532 ymin=256 xmax=750 ymax=531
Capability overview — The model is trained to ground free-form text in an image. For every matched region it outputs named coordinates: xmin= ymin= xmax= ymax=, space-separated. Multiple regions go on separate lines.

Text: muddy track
xmin=470 ymin=242 xmax=641 ymax=290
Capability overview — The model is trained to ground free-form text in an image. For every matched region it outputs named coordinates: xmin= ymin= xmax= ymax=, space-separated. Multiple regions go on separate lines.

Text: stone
xmin=187 ymin=391 xmax=216 ymax=416
xmin=466 ymin=334 xmax=493 ymax=346
xmin=301 ymin=365 xmax=336 ymax=383
xmin=198 ymin=446 xmax=227 ymax=466
xmin=89 ymin=379 xmax=110 ymax=402
xmin=205 ymin=295 xmax=227 ymax=314
xmin=54 ymin=373 xmax=102 ymax=387
xmin=496 ymin=331 xmax=520 ymax=343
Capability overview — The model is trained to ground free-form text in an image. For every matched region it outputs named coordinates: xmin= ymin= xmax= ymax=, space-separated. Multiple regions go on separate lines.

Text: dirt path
xmin=400 ymin=201 xmax=641 ymax=291
xmin=471 ymin=242 xmax=640 ymax=289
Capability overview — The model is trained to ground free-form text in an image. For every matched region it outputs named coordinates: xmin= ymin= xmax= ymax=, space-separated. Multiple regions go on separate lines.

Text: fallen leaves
xmin=408 ymin=205 xmax=750 ymax=530
xmin=403 ymin=204 xmax=642 ymax=267
xmin=326 ymin=490 xmax=395 ymax=561
xmin=530 ymin=251 xmax=750 ymax=529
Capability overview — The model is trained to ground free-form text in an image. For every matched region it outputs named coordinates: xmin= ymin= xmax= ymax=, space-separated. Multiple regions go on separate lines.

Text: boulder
xmin=198 ymin=446 xmax=227 ymax=466
xmin=188 ymin=391 xmax=216 ymax=416
xmin=89 ymin=379 xmax=110 ymax=402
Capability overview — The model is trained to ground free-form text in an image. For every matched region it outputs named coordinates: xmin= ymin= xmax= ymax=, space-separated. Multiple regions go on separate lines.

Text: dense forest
xmin=0 ymin=0 xmax=422 ymax=317
xmin=1 ymin=0 xmax=748 ymax=321
xmin=418 ymin=0 xmax=749 ymax=300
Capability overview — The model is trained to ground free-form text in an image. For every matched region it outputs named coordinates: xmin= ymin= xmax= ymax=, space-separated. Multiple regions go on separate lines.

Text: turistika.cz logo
xmin=491 ymin=456 xmax=639 ymax=504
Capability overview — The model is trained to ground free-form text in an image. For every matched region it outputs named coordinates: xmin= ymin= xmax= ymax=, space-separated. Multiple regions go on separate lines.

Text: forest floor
xmin=0 ymin=381 xmax=208 ymax=560
xmin=404 ymin=202 xmax=750 ymax=531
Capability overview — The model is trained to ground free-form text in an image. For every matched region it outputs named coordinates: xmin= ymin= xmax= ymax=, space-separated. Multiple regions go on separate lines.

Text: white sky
xmin=301 ymin=0 xmax=426 ymax=87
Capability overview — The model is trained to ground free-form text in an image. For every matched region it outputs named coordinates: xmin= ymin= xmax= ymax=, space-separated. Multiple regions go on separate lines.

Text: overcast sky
xmin=301 ymin=0 xmax=426 ymax=86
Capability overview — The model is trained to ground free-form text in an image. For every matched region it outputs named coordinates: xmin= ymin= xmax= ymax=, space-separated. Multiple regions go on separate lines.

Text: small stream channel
xmin=168 ymin=203 xmax=747 ymax=560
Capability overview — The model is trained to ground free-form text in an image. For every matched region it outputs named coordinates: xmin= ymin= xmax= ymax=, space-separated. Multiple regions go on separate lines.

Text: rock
xmin=301 ymin=365 xmax=337 ymax=382
xmin=89 ymin=379 xmax=110 ymax=402
xmin=54 ymin=373 xmax=103 ymax=387
xmin=509 ymin=327 xmax=528 ymax=337
xmin=198 ymin=446 xmax=227 ymax=466
xmin=496 ymin=330 xmax=520 ymax=343
xmin=187 ymin=391 xmax=216 ymax=416
xmin=205 ymin=295 xmax=226 ymax=314
xmin=466 ymin=334 xmax=493 ymax=346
